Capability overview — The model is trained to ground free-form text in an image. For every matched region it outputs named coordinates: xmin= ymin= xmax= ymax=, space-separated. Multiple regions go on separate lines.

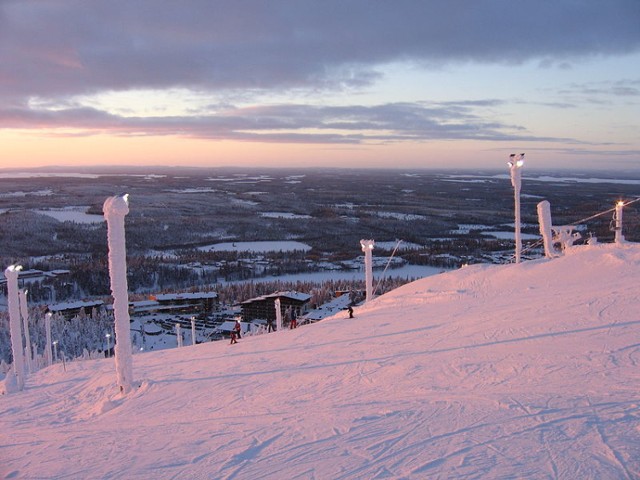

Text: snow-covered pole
xmin=176 ymin=323 xmax=183 ymax=347
xmin=274 ymin=298 xmax=283 ymax=332
xmin=19 ymin=289 xmax=33 ymax=374
xmin=45 ymin=313 xmax=53 ymax=367
xmin=508 ymin=153 xmax=525 ymax=264
xmin=5 ymin=265 xmax=25 ymax=391
xmin=360 ymin=239 xmax=375 ymax=302
xmin=537 ymin=200 xmax=557 ymax=259
xmin=103 ymin=194 xmax=134 ymax=394
xmin=191 ymin=317 xmax=197 ymax=346
xmin=614 ymin=201 xmax=625 ymax=245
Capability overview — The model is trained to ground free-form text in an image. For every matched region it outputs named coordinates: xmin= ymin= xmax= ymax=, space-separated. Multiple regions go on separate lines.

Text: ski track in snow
xmin=2 ymin=244 xmax=640 ymax=479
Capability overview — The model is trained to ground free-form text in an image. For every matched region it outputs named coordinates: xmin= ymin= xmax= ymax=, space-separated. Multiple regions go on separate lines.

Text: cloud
xmin=0 ymin=100 xmax=581 ymax=144
xmin=1 ymin=0 xmax=639 ymax=100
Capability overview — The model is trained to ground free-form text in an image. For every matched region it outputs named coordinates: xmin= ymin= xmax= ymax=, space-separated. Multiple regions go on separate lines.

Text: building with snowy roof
xmin=149 ymin=292 xmax=219 ymax=315
xmin=47 ymin=300 xmax=105 ymax=319
xmin=240 ymin=291 xmax=311 ymax=322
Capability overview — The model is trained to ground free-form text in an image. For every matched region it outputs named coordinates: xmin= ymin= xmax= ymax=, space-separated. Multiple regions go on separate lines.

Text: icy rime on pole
xmin=360 ymin=239 xmax=375 ymax=303
xmin=103 ymin=194 xmax=134 ymax=394
xmin=5 ymin=265 xmax=25 ymax=391
xmin=19 ymin=289 xmax=33 ymax=374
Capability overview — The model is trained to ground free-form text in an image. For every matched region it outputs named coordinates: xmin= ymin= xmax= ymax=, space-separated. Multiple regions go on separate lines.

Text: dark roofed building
xmin=241 ymin=291 xmax=311 ymax=322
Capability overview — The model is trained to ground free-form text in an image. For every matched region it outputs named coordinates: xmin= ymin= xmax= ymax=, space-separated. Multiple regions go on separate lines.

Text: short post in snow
xmin=105 ymin=333 xmax=112 ymax=357
xmin=275 ymin=297 xmax=283 ymax=331
xmin=537 ymin=200 xmax=558 ymax=258
xmin=614 ymin=201 xmax=625 ymax=245
xmin=45 ymin=313 xmax=53 ymax=367
xmin=103 ymin=194 xmax=134 ymax=394
xmin=5 ymin=265 xmax=25 ymax=391
xmin=360 ymin=239 xmax=375 ymax=302
xmin=52 ymin=340 xmax=59 ymax=363
xmin=191 ymin=317 xmax=197 ymax=346
xmin=19 ymin=289 xmax=33 ymax=374
xmin=508 ymin=153 xmax=525 ymax=263
xmin=176 ymin=323 xmax=183 ymax=348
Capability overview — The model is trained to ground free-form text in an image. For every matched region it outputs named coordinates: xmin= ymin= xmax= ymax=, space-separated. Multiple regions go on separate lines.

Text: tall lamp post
xmin=105 ymin=333 xmax=111 ymax=358
xmin=360 ymin=239 xmax=375 ymax=303
xmin=508 ymin=153 xmax=525 ymax=264
xmin=614 ymin=201 xmax=625 ymax=245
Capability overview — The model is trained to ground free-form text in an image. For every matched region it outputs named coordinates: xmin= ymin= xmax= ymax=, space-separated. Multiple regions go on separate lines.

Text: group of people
xmin=230 ymin=304 xmax=354 ymax=345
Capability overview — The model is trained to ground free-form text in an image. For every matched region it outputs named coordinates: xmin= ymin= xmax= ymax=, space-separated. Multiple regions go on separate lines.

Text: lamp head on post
xmin=508 ymin=153 xmax=525 ymax=189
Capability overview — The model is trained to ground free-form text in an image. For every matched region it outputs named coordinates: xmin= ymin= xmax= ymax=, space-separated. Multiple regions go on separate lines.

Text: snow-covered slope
xmin=2 ymin=243 xmax=640 ymax=479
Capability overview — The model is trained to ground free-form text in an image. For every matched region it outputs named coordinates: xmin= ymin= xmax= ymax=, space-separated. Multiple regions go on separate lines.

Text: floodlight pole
xmin=614 ymin=201 xmax=625 ymax=245
xmin=360 ymin=239 xmax=375 ymax=302
xmin=508 ymin=154 xmax=525 ymax=264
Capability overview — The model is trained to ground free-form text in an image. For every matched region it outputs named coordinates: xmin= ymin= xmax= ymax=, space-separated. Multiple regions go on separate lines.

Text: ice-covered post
xmin=45 ymin=313 xmax=53 ymax=367
xmin=191 ymin=317 xmax=197 ymax=346
xmin=5 ymin=265 xmax=25 ymax=391
xmin=19 ymin=289 xmax=33 ymax=373
xmin=105 ymin=333 xmax=111 ymax=357
xmin=508 ymin=153 xmax=525 ymax=263
xmin=537 ymin=200 xmax=557 ymax=259
xmin=274 ymin=298 xmax=283 ymax=332
xmin=104 ymin=194 xmax=134 ymax=394
xmin=176 ymin=324 xmax=183 ymax=347
xmin=360 ymin=239 xmax=375 ymax=302
xmin=614 ymin=201 xmax=625 ymax=245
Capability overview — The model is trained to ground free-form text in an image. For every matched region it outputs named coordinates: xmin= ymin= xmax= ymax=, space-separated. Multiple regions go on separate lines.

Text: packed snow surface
xmin=2 ymin=243 xmax=640 ymax=479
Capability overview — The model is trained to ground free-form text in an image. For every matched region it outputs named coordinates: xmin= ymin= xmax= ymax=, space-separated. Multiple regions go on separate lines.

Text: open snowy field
xmin=2 ymin=243 xmax=640 ymax=479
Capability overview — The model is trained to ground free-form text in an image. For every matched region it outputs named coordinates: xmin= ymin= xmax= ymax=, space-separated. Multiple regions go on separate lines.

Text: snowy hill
xmin=2 ymin=243 xmax=640 ymax=479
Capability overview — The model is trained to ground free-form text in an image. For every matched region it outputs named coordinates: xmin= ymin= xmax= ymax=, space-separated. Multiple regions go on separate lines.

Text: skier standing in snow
xmin=267 ymin=317 xmax=274 ymax=333
xmin=348 ymin=305 xmax=354 ymax=318
xmin=290 ymin=309 xmax=297 ymax=329
xmin=234 ymin=319 xmax=242 ymax=339
xmin=229 ymin=330 xmax=238 ymax=344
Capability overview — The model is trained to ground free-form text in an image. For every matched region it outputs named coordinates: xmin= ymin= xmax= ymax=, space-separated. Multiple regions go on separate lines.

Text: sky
xmin=1 ymin=0 xmax=639 ymax=171
xmin=2 ymin=242 xmax=639 ymax=478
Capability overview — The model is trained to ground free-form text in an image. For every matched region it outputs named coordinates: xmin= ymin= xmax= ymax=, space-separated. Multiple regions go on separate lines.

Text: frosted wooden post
xmin=275 ymin=298 xmax=283 ymax=331
xmin=176 ymin=324 xmax=183 ymax=347
xmin=537 ymin=200 xmax=557 ymax=259
xmin=508 ymin=153 xmax=524 ymax=264
xmin=614 ymin=201 xmax=625 ymax=245
xmin=5 ymin=265 xmax=25 ymax=391
xmin=45 ymin=313 xmax=53 ymax=367
xmin=360 ymin=239 xmax=375 ymax=302
xmin=191 ymin=317 xmax=197 ymax=346
xmin=104 ymin=194 xmax=134 ymax=394
xmin=19 ymin=289 xmax=33 ymax=373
